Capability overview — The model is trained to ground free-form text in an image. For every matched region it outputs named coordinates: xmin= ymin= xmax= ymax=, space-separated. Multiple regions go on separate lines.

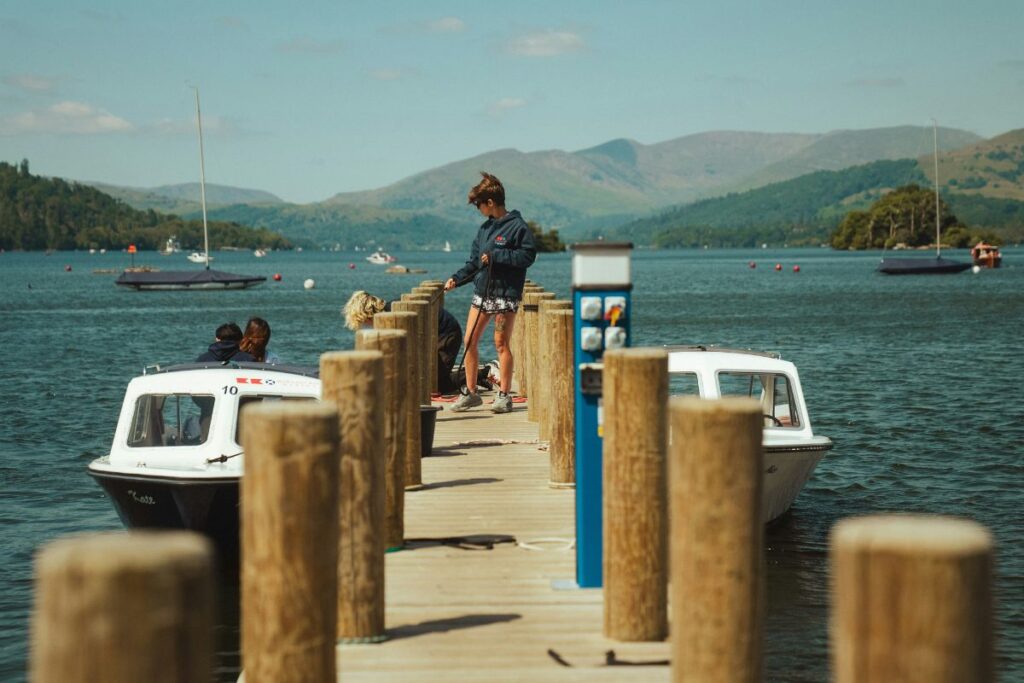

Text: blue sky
xmin=1 ymin=1 xmax=1021 ymax=203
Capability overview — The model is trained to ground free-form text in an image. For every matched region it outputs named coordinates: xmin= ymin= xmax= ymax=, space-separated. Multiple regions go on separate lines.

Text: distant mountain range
xmin=77 ymin=125 xmax=1024 ymax=248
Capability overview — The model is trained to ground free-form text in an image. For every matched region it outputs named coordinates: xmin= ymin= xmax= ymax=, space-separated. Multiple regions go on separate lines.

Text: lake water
xmin=2 ymin=247 xmax=1021 ymax=681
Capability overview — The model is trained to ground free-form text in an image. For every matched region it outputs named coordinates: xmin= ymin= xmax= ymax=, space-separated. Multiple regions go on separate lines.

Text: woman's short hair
xmin=467 ymin=172 xmax=505 ymax=207
xmin=343 ymin=290 xmax=387 ymax=330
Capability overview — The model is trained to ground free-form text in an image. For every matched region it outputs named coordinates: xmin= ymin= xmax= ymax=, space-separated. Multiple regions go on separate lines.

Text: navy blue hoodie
xmin=196 ymin=340 xmax=255 ymax=363
xmin=450 ymin=210 xmax=536 ymax=300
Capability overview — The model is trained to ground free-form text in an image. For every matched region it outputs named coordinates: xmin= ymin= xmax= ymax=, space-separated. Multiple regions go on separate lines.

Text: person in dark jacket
xmin=196 ymin=322 xmax=256 ymax=363
xmin=444 ymin=172 xmax=536 ymax=413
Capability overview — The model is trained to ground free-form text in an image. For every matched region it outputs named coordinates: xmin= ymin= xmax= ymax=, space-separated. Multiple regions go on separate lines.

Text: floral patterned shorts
xmin=472 ymin=294 xmax=520 ymax=314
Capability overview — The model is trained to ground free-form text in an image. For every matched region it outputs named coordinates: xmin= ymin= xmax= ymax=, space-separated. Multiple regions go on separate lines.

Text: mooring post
xmin=240 ymin=402 xmax=341 ymax=683
xmin=321 ymin=351 xmax=387 ymax=641
xmin=410 ymin=288 xmax=440 ymax=396
xmin=524 ymin=291 xmax=555 ymax=422
xmin=385 ymin=304 xmax=425 ymax=489
xmin=394 ymin=298 xmax=431 ymax=406
xmin=603 ymin=348 xmax=668 ymax=641
xmin=670 ymin=397 xmax=764 ymax=683
xmin=30 ymin=531 xmax=214 ymax=683
xmin=548 ymin=309 xmax=576 ymax=487
xmin=831 ymin=515 xmax=994 ymax=683
xmin=537 ymin=299 xmax=572 ymax=438
xmin=355 ymin=329 xmax=408 ymax=550
xmin=516 ymin=284 xmax=543 ymax=397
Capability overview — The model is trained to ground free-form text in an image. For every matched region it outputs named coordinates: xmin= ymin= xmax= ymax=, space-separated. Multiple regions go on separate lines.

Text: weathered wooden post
xmin=30 ymin=531 xmax=214 ymax=683
xmin=670 ymin=397 xmax=764 ymax=683
xmin=831 ymin=515 xmax=994 ymax=683
xmin=241 ymin=402 xmax=341 ymax=683
xmin=411 ymin=287 xmax=441 ymax=396
xmin=537 ymin=299 xmax=572 ymax=438
xmin=515 ymin=284 xmax=543 ymax=397
xmin=394 ymin=298 xmax=431 ymax=406
xmin=524 ymin=291 xmax=555 ymax=422
xmin=355 ymin=329 xmax=408 ymax=550
xmin=374 ymin=309 xmax=423 ymax=490
xmin=418 ymin=281 xmax=445 ymax=392
xmin=321 ymin=351 xmax=387 ymax=641
xmin=602 ymin=348 xmax=668 ymax=641
xmin=547 ymin=309 xmax=576 ymax=487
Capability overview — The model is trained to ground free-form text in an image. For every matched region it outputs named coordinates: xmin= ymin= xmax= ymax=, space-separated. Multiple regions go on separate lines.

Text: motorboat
xmin=667 ymin=346 xmax=833 ymax=522
xmin=87 ymin=362 xmax=320 ymax=551
xmin=253 ymin=248 xmax=267 ymax=258
xmin=970 ymin=241 xmax=1002 ymax=268
xmin=443 ymin=241 xmax=452 ymax=253
xmin=366 ymin=249 xmax=396 ymax=265
xmin=187 ymin=251 xmax=214 ymax=264
xmin=160 ymin=236 xmax=181 ymax=256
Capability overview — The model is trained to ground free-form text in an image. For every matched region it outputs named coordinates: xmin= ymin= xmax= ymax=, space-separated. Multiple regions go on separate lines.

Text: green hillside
xmin=608 ymin=158 xmax=1024 ymax=248
xmin=922 ymin=129 xmax=1024 ymax=201
xmin=86 ymin=181 xmax=284 ymax=215
xmin=0 ymin=160 xmax=290 ymax=251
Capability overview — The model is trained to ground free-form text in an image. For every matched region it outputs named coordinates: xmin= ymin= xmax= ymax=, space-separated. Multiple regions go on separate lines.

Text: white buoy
xmin=972 ymin=265 xmax=981 ymax=274
xmin=304 ymin=278 xmax=315 ymax=290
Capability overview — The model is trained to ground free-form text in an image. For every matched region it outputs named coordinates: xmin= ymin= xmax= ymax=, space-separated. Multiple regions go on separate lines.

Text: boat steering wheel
xmin=763 ymin=414 xmax=783 ymax=427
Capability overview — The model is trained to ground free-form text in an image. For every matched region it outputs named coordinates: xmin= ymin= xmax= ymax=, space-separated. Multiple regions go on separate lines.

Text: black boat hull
xmin=89 ymin=470 xmax=239 ymax=552
xmin=877 ymin=256 xmax=972 ymax=275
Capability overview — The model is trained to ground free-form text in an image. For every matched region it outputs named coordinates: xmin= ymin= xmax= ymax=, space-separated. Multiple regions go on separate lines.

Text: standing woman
xmin=445 ymin=172 xmax=536 ymax=413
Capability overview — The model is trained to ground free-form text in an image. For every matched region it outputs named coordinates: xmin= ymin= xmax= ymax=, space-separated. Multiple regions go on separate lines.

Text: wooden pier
xmin=334 ymin=395 xmax=671 ymax=682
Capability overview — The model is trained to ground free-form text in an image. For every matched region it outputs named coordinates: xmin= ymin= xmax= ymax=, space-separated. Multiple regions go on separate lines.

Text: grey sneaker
xmin=491 ymin=392 xmax=513 ymax=414
xmin=449 ymin=392 xmax=483 ymax=412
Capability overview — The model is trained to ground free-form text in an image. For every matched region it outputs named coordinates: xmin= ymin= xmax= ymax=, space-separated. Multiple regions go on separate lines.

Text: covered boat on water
xmin=87 ymin=363 xmax=319 ymax=552
xmin=115 ymin=269 xmax=266 ymax=290
xmin=667 ymin=346 xmax=833 ymax=522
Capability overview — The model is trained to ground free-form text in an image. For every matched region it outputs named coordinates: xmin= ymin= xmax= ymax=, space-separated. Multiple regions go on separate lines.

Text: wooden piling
xmin=240 ymin=402 xmax=341 ymax=683
xmin=394 ymin=298 xmax=431 ymax=406
xmin=355 ymin=329 xmax=408 ymax=550
xmin=515 ymin=284 xmax=543 ymax=397
xmin=412 ymin=287 xmax=441 ymax=395
xmin=669 ymin=397 xmax=764 ymax=682
xmin=537 ymin=299 xmax=571 ymax=439
xmin=30 ymin=531 xmax=214 ymax=683
xmin=831 ymin=515 xmax=994 ymax=683
xmin=374 ymin=310 xmax=424 ymax=490
xmin=321 ymin=351 xmax=388 ymax=641
xmin=602 ymin=348 xmax=668 ymax=641
xmin=524 ymin=291 xmax=555 ymax=422
xmin=547 ymin=309 xmax=576 ymax=488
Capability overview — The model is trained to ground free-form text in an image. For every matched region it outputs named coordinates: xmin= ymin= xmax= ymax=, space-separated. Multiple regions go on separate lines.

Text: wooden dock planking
xmin=336 ymin=395 xmax=672 ymax=682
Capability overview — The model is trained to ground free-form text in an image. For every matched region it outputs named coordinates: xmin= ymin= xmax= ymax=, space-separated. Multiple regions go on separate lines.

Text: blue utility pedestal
xmin=571 ymin=242 xmax=633 ymax=588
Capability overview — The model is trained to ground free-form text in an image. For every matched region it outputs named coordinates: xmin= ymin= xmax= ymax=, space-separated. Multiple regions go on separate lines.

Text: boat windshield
xmin=127 ymin=394 xmax=215 ymax=447
xmin=234 ymin=395 xmax=318 ymax=444
xmin=717 ymin=372 xmax=801 ymax=428
xmin=669 ymin=372 xmax=701 ymax=397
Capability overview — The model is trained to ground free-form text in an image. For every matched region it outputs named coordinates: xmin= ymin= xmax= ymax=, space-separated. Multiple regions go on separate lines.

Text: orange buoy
xmin=273 ymin=273 xmax=282 ymax=281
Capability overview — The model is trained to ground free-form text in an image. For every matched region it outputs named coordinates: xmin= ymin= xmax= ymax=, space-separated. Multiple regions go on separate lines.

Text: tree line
xmin=0 ymin=160 xmax=291 ymax=251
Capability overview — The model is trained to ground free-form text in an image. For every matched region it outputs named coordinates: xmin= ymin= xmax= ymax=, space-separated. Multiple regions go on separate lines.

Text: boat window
xmin=669 ymin=372 xmax=701 ymax=397
xmin=127 ymin=394 xmax=215 ymax=447
xmin=235 ymin=395 xmax=318 ymax=444
xmin=717 ymin=372 xmax=800 ymax=428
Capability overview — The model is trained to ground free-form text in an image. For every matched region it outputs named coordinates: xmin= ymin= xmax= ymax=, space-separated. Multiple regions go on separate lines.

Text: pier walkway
xmin=336 ymin=394 xmax=671 ymax=682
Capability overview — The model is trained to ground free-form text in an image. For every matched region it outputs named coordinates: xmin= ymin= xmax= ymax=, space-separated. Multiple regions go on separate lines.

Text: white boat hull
xmin=762 ymin=444 xmax=829 ymax=522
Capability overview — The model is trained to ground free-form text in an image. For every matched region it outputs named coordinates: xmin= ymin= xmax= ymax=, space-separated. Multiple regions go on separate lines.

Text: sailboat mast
xmin=195 ymin=89 xmax=210 ymax=270
xmin=932 ymin=119 xmax=941 ymax=258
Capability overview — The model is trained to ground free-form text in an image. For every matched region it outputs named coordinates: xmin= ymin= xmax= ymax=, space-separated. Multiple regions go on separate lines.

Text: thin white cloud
xmin=276 ymin=36 xmax=344 ymax=55
xmin=0 ymin=100 xmax=133 ymax=135
xmin=3 ymin=73 xmax=57 ymax=92
xmin=845 ymin=77 xmax=906 ymax=88
xmin=217 ymin=16 xmax=248 ymax=31
xmin=425 ymin=17 xmax=466 ymax=33
xmin=370 ymin=68 xmax=405 ymax=81
xmin=506 ymin=31 xmax=584 ymax=57
xmin=487 ymin=97 xmax=527 ymax=117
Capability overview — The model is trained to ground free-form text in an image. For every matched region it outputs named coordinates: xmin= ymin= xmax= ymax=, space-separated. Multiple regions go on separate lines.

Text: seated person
xmin=240 ymin=317 xmax=281 ymax=364
xmin=196 ymin=322 xmax=256 ymax=363
xmin=343 ymin=290 xmax=463 ymax=394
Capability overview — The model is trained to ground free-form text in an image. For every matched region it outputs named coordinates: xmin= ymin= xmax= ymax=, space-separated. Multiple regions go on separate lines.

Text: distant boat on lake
xmin=117 ymin=89 xmax=264 ymax=291
xmin=443 ymin=240 xmax=452 ymax=252
xmin=878 ymin=121 xmax=970 ymax=276
xmin=971 ymin=241 xmax=1002 ymax=268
